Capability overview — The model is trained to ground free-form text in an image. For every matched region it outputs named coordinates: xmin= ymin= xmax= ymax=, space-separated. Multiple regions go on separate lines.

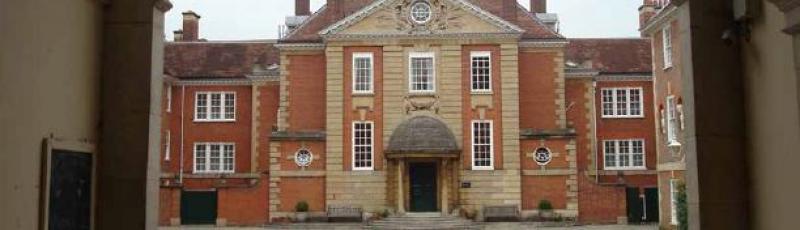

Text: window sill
xmin=663 ymin=65 xmax=673 ymax=71
xmin=352 ymin=93 xmax=375 ymax=97
xmin=186 ymin=172 xmax=240 ymax=178
xmin=668 ymin=141 xmax=682 ymax=147
xmin=470 ymin=91 xmax=493 ymax=95
xmin=471 ymin=167 xmax=494 ymax=171
xmin=408 ymin=91 xmax=437 ymax=96
xmin=603 ymin=167 xmax=649 ymax=171
xmin=601 ymin=115 xmax=645 ymax=119
xmin=193 ymin=119 xmax=237 ymax=123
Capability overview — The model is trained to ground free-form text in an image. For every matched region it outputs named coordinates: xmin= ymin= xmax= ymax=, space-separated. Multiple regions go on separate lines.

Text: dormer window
xmin=410 ymin=1 xmax=432 ymax=24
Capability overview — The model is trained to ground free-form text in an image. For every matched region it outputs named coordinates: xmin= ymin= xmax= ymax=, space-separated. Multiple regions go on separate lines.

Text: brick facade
xmin=159 ymin=0 xmax=658 ymax=226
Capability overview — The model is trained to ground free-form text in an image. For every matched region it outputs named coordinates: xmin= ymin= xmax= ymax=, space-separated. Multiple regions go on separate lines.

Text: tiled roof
xmin=280 ymin=0 xmax=562 ymax=43
xmin=164 ymin=41 xmax=280 ymax=78
xmin=565 ymin=38 xmax=653 ymax=74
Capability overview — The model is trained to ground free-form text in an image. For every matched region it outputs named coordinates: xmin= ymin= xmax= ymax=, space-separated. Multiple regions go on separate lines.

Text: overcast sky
xmin=165 ymin=0 xmax=642 ymax=41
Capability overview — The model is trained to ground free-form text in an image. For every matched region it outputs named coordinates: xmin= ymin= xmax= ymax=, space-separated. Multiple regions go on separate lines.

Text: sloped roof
xmin=164 ymin=41 xmax=280 ymax=78
xmin=280 ymin=0 xmax=562 ymax=43
xmin=565 ymin=38 xmax=653 ymax=74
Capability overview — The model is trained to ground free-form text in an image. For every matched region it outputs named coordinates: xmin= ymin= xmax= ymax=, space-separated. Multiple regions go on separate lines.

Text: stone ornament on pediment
xmin=392 ymin=0 xmax=451 ymax=34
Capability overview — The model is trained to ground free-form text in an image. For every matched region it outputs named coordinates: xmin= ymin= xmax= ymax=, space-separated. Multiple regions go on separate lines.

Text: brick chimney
xmin=502 ymin=0 xmax=518 ymax=24
xmin=327 ymin=0 xmax=343 ymax=19
xmin=181 ymin=11 xmax=201 ymax=42
xmin=531 ymin=0 xmax=547 ymax=13
xmin=639 ymin=0 xmax=656 ymax=29
xmin=296 ymin=0 xmax=310 ymax=16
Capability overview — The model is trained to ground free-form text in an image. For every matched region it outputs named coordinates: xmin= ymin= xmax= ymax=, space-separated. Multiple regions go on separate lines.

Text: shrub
xmin=538 ymin=200 xmax=553 ymax=211
xmin=677 ymin=182 xmax=688 ymax=230
xmin=295 ymin=201 xmax=309 ymax=212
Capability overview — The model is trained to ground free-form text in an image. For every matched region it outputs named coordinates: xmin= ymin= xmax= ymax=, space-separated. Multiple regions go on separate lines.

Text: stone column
xmin=441 ymin=159 xmax=449 ymax=215
xmin=397 ymin=159 xmax=405 ymax=214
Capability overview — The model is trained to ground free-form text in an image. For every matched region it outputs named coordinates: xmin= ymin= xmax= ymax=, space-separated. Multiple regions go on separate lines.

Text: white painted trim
xmin=164 ymin=131 xmax=171 ymax=161
xmin=662 ymin=25 xmax=674 ymax=69
xmin=670 ymin=179 xmax=679 ymax=225
xmin=166 ymin=85 xmax=172 ymax=113
xmin=602 ymin=139 xmax=647 ymax=170
xmin=471 ymin=120 xmax=494 ymax=170
xmin=408 ymin=52 xmax=436 ymax=94
xmin=192 ymin=142 xmax=236 ymax=174
xmin=40 ymin=137 xmax=97 ymax=230
xmin=666 ymin=95 xmax=681 ymax=146
xmin=352 ymin=52 xmax=375 ymax=95
xmin=194 ymin=91 xmax=237 ymax=122
xmin=470 ymin=51 xmax=492 ymax=93
xmin=600 ymin=87 xmax=646 ymax=119
xmin=352 ymin=121 xmax=375 ymax=171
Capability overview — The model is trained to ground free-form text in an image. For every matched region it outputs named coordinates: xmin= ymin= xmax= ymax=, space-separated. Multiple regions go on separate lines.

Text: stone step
xmin=366 ymin=215 xmax=480 ymax=230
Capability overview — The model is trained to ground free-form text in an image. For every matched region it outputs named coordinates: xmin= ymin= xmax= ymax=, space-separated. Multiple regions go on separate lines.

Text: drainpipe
xmin=592 ymin=80 xmax=600 ymax=184
xmin=179 ymin=85 xmax=186 ymax=184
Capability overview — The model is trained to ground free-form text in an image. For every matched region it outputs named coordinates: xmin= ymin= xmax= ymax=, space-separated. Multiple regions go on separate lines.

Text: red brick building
xmin=159 ymin=0 xmax=657 ymax=226
xmin=639 ymin=0 xmax=688 ymax=228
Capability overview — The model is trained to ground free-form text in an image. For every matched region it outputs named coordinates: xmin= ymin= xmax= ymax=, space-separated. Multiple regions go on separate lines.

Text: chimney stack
xmin=639 ymin=0 xmax=656 ymax=30
xmin=531 ymin=0 xmax=547 ymax=13
xmin=296 ymin=0 xmax=310 ymax=16
xmin=181 ymin=11 xmax=201 ymax=42
xmin=173 ymin=30 xmax=183 ymax=42
xmin=502 ymin=0 xmax=518 ymax=24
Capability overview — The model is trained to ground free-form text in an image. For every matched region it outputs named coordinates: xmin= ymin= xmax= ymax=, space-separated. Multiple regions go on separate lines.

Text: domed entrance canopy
xmin=386 ymin=116 xmax=460 ymax=158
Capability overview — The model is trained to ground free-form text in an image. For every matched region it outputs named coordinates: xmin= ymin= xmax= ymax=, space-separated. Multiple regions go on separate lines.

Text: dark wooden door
xmin=181 ymin=191 xmax=217 ymax=225
xmin=409 ymin=163 xmax=437 ymax=212
xmin=643 ymin=187 xmax=660 ymax=222
xmin=48 ymin=150 xmax=93 ymax=230
xmin=626 ymin=187 xmax=644 ymax=224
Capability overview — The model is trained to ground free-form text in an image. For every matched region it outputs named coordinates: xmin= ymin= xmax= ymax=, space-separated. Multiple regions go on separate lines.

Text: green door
xmin=409 ymin=163 xmax=437 ymax=212
xmin=181 ymin=191 xmax=217 ymax=225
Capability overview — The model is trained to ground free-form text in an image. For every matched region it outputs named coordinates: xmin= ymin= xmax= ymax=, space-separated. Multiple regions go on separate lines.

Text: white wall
xmin=743 ymin=2 xmax=800 ymax=229
xmin=0 ymin=0 xmax=102 ymax=229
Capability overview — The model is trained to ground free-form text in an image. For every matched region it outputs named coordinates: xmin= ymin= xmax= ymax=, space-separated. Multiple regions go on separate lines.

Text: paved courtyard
xmin=161 ymin=223 xmax=658 ymax=230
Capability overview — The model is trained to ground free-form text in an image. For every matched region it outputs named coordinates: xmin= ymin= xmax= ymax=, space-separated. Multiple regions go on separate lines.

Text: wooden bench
xmin=326 ymin=205 xmax=363 ymax=222
xmin=483 ymin=205 xmax=520 ymax=222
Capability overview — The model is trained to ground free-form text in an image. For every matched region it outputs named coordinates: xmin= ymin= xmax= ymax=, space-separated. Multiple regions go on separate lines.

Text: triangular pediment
xmin=320 ymin=0 xmax=523 ymax=37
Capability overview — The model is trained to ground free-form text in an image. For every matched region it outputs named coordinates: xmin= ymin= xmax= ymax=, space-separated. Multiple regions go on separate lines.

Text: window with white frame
xmin=670 ymin=179 xmax=679 ymax=225
xmin=409 ymin=52 xmax=435 ymax=93
xmin=663 ymin=25 xmax=673 ymax=69
xmin=166 ymin=85 xmax=172 ymax=113
xmin=470 ymin=51 xmax=491 ymax=92
xmin=666 ymin=96 xmax=680 ymax=145
xmin=164 ymin=131 xmax=170 ymax=161
xmin=353 ymin=52 xmax=374 ymax=94
xmin=195 ymin=92 xmax=235 ymax=121
xmin=472 ymin=120 xmax=493 ymax=170
xmin=603 ymin=139 xmax=645 ymax=170
xmin=194 ymin=143 xmax=235 ymax=173
xmin=353 ymin=121 xmax=374 ymax=170
xmin=601 ymin=88 xmax=644 ymax=118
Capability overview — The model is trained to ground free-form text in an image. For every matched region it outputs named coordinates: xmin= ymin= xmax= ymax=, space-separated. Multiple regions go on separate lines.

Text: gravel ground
xmin=161 ymin=223 xmax=658 ymax=230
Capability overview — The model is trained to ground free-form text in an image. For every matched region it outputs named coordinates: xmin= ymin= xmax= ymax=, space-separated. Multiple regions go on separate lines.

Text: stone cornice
xmin=640 ymin=5 xmax=679 ymax=35
xmin=519 ymin=40 xmax=569 ymax=48
xmin=171 ymin=76 xmax=279 ymax=86
xmin=274 ymin=43 xmax=326 ymax=51
xmin=324 ymin=32 xmax=522 ymax=41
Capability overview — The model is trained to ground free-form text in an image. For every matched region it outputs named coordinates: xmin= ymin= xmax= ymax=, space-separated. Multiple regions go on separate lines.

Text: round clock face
xmin=534 ymin=147 xmax=552 ymax=166
xmin=410 ymin=1 xmax=432 ymax=24
xmin=295 ymin=149 xmax=313 ymax=167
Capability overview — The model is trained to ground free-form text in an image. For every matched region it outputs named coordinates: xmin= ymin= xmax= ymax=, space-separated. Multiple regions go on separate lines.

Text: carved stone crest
xmin=403 ymin=95 xmax=440 ymax=114
xmin=391 ymin=0 xmax=450 ymax=34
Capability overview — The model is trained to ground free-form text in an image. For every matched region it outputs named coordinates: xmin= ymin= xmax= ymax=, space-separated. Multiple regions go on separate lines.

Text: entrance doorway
xmin=181 ymin=190 xmax=217 ymax=225
xmin=409 ymin=163 xmax=437 ymax=212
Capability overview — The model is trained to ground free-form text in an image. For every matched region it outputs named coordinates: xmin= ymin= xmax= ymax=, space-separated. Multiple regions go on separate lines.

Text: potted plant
xmin=538 ymin=200 xmax=555 ymax=219
xmin=295 ymin=201 xmax=309 ymax=222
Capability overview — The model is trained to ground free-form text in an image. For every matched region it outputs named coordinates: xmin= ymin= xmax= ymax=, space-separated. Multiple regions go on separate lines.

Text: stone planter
xmin=295 ymin=212 xmax=309 ymax=222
